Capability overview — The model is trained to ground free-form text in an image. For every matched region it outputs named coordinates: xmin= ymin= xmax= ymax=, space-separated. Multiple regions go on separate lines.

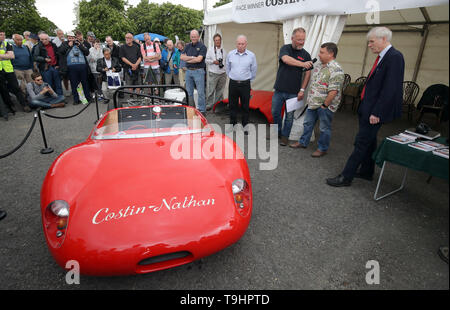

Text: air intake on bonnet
xmin=138 ymin=251 xmax=192 ymax=266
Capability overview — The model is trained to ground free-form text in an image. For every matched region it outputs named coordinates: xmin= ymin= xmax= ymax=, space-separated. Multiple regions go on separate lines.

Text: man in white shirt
xmin=205 ymin=33 xmax=227 ymax=111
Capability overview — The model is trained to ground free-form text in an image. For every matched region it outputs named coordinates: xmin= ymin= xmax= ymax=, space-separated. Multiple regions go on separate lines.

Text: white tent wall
xmin=338 ymin=28 xmax=448 ymax=106
xmin=204 ymin=2 xmax=449 ymax=109
xmin=205 ymin=21 xmax=283 ymax=94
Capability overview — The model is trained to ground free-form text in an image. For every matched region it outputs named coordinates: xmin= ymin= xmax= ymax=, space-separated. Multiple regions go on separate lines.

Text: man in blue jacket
xmin=161 ymin=39 xmax=180 ymax=85
xmin=326 ymin=27 xmax=405 ymax=187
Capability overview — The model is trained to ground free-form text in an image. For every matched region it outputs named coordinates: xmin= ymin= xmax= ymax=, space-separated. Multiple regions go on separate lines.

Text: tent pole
xmin=412 ymin=7 xmax=431 ymax=83
xmin=361 ymin=43 xmax=369 ymax=76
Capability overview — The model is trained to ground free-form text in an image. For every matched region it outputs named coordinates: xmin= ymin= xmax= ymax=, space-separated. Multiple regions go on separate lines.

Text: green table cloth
xmin=373 ymin=137 xmax=449 ymax=181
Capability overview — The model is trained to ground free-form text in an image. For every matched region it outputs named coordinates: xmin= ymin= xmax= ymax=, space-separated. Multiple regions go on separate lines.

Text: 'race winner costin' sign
xmin=230 ymin=0 xmax=447 ymax=24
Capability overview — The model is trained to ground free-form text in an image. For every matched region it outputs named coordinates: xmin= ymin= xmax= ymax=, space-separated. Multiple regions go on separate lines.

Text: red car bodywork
xmin=213 ymin=90 xmax=278 ymax=124
xmin=40 ymin=105 xmax=252 ymax=276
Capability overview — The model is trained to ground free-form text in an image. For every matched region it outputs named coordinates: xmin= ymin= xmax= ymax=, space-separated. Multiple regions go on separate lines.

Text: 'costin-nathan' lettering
xmin=91 ymin=195 xmax=216 ymax=225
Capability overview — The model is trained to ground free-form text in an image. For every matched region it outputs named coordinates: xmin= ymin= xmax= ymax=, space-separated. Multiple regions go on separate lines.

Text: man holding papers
xmin=290 ymin=42 xmax=344 ymax=158
xmin=271 ymin=27 xmax=313 ymax=146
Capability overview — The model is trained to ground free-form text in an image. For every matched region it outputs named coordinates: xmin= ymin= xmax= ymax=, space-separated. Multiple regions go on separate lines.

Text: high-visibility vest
xmin=0 ymin=41 xmax=14 ymax=73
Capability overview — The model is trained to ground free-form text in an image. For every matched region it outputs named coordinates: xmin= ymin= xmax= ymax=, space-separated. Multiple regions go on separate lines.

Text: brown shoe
xmin=311 ymin=149 xmax=327 ymax=157
xmin=279 ymin=136 xmax=289 ymax=146
xmin=51 ymin=102 xmax=66 ymax=108
xmin=289 ymin=142 xmax=307 ymax=149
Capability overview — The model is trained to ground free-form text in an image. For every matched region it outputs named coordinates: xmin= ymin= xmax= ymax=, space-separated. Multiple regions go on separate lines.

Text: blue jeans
xmin=299 ymin=107 xmax=334 ymax=152
xmin=271 ymin=91 xmax=297 ymax=138
xmin=31 ymin=95 xmax=65 ymax=109
xmin=185 ymin=68 xmax=206 ymax=112
xmin=41 ymin=66 xmax=63 ymax=96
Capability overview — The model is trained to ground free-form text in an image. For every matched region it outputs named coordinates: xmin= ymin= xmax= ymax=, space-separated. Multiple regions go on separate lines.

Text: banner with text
xmin=231 ymin=0 xmax=448 ymax=23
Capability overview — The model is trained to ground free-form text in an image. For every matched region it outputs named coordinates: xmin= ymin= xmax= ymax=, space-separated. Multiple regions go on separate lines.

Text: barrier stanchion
xmin=95 ymin=92 xmax=100 ymax=122
xmin=37 ymin=109 xmax=54 ymax=154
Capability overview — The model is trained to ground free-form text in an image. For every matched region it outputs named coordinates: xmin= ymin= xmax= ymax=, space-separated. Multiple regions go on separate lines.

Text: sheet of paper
xmin=286 ymin=97 xmax=305 ymax=113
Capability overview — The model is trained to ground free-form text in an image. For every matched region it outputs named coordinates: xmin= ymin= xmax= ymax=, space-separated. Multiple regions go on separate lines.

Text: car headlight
xmin=44 ymin=200 xmax=70 ymax=248
xmin=50 ymin=200 xmax=70 ymax=217
xmin=232 ymin=179 xmax=251 ymax=217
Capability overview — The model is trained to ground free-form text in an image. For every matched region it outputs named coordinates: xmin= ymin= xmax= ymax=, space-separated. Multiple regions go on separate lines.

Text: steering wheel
xmin=126 ymin=124 xmax=149 ymax=131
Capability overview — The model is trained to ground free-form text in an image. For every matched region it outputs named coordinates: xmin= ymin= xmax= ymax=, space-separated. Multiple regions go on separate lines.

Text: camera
xmin=218 ymin=58 xmax=224 ymax=69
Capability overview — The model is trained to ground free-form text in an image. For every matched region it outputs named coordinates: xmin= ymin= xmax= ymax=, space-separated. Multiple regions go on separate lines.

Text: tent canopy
xmin=134 ymin=33 xmax=168 ymax=42
xmin=203 ymin=2 xmax=449 ymax=96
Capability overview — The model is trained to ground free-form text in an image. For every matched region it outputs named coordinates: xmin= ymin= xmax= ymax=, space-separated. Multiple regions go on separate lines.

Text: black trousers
xmin=0 ymin=70 xmax=27 ymax=110
xmin=341 ymin=115 xmax=381 ymax=180
xmin=228 ymin=79 xmax=251 ymax=126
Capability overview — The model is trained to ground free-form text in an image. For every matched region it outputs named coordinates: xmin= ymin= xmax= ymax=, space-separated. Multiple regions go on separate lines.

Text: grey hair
xmin=102 ymin=47 xmax=111 ymax=54
xmin=367 ymin=27 xmax=392 ymax=42
xmin=55 ymin=28 xmax=63 ymax=34
xmin=23 ymin=31 xmax=31 ymax=37
xmin=236 ymin=34 xmax=247 ymax=42
xmin=292 ymin=27 xmax=306 ymax=36
xmin=12 ymin=34 xmax=23 ymax=40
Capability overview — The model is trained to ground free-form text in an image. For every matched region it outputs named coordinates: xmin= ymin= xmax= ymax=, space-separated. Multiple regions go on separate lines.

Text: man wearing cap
xmin=180 ymin=29 xmax=207 ymax=114
xmin=58 ymin=31 xmax=92 ymax=105
xmin=87 ymin=32 xmax=96 ymax=47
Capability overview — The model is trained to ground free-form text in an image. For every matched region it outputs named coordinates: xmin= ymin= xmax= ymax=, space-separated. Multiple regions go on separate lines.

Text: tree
xmin=76 ymin=0 xmax=135 ymax=41
xmin=127 ymin=1 xmax=204 ymax=43
xmin=213 ymin=0 xmax=232 ymax=8
xmin=0 ymin=0 xmax=58 ymax=37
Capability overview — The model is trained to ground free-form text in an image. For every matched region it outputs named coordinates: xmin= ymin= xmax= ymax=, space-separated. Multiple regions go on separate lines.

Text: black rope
xmin=0 ymin=112 xmax=38 ymax=159
xmin=42 ymin=100 xmax=93 ymax=119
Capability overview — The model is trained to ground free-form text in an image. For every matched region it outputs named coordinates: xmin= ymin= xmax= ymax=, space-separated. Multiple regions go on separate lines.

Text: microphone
xmin=302 ymin=58 xmax=317 ymax=72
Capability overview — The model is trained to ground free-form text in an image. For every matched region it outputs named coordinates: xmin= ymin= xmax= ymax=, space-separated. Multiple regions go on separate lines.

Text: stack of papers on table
xmin=387 ymin=133 xmax=416 ymax=144
xmin=408 ymin=141 xmax=446 ymax=152
xmin=405 ymin=128 xmax=441 ymax=140
xmin=432 ymin=148 xmax=449 ymax=159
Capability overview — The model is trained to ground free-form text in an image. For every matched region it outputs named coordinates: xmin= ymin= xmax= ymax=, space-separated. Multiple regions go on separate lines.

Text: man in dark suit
xmin=326 ymin=27 xmax=405 ymax=187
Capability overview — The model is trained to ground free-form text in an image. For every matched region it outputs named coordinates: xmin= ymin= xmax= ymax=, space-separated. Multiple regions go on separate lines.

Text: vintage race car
xmin=41 ymin=104 xmax=252 ymax=276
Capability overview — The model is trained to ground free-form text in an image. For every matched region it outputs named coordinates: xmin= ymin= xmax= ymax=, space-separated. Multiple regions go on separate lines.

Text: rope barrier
xmin=41 ymin=99 xmax=93 ymax=120
xmin=0 ymin=112 xmax=38 ymax=159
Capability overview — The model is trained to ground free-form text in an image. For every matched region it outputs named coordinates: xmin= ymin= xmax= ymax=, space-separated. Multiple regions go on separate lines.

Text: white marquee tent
xmin=203 ymin=0 xmax=449 ymax=139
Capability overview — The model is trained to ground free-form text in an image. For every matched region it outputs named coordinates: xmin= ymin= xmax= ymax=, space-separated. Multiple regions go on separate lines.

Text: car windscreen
xmin=92 ymin=106 xmax=208 ymax=140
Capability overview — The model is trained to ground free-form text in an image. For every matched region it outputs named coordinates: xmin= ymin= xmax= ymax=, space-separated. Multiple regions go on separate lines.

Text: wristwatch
xmin=322 ymin=103 xmax=328 ymax=108
xmin=300 ymin=88 xmax=305 ymax=92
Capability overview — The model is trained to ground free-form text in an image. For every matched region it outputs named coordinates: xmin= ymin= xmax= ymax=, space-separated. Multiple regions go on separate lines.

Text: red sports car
xmin=41 ymin=104 xmax=252 ymax=276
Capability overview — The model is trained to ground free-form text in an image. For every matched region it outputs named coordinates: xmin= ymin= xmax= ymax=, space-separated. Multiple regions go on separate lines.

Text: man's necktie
xmin=360 ymin=55 xmax=380 ymax=100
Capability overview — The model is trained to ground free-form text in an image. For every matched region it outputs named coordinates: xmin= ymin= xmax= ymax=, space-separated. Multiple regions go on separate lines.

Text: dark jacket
xmin=358 ymin=46 xmax=405 ymax=124
xmin=96 ymin=57 xmax=122 ymax=82
xmin=33 ymin=41 xmax=59 ymax=72
xmin=106 ymin=43 xmax=120 ymax=61
xmin=57 ymin=41 xmax=90 ymax=75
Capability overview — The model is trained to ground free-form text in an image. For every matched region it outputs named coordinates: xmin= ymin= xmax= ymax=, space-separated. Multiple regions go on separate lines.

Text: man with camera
xmin=205 ymin=33 xmax=227 ymax=111
xmin=58 ymin=31 xmax=92 ymax=105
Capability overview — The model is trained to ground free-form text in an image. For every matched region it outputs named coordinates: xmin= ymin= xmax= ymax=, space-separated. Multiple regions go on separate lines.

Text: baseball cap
xmin=66 ymin=31 xmax=75 ymax=37
xmin=29 ymin=33 xmax=39 ymax=40
xmin=154 ymin=38 xmax=160 ymax=42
